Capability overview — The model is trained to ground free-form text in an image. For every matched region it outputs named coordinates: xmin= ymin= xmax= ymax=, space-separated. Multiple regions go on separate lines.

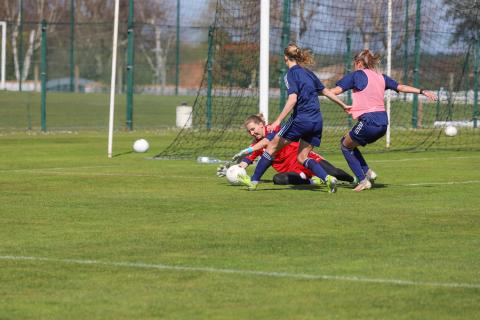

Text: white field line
xmin=1 ymin=255 xmax=479 ymax=289
xmin=369 ymin=155 xmax=480 ymax=163
xmin=2 ymin=168 xmax=480 ymax=185
xmin=401 ymin=180 xmax=480 ymax=186
xmin=0 ymin=165 xmax=117 ymax=173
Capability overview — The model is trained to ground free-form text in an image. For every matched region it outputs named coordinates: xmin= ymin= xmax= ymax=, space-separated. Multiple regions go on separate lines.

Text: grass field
xmin=0 ymin=131 xmax=479 ymax=319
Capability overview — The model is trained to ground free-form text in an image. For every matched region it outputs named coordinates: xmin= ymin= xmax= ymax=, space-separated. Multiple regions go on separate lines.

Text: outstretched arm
xmin=397 ymin=84 xmax=437 ymax=101
xmin=320 ymin=88 xmax=351 ymax=113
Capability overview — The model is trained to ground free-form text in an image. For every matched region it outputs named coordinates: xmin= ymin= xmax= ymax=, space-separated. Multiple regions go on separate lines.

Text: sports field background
xmin=0 ymin=128 xmax=479 ymax=319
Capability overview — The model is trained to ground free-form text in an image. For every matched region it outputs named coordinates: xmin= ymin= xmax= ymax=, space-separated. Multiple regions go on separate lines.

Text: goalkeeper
xmin=217 ymin=114 xmax=355 ymax=185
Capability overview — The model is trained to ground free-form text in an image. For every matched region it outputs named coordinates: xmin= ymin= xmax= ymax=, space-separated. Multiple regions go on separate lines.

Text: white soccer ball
xmin=444 ymin=125 xmax=458 ymax=137
xmin=226 ymin=164 xmax=247 ymax=185
xmin=133 ymin=139 xmax=150 ymax=153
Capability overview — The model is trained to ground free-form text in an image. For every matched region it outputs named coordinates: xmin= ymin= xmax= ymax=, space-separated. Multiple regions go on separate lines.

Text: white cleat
xmin=366 ymin=169 xmax=377 ymax=182
xmin=353 ymin=179 xmax=372 ymax=192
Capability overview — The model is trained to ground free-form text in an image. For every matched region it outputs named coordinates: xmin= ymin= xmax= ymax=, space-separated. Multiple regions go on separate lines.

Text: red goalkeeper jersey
xmin=244 ymin=127 xmax=324 ymax=178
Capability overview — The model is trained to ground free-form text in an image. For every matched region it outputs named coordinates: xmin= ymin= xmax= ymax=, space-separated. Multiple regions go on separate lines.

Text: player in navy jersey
xmin=237 ymin=44 xmax=351 ymax=192
xmin=331 ymin=49 xmax=437 ymax=191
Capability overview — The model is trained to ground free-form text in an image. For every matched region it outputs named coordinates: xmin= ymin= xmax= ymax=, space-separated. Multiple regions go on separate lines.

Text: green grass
xmin=0 ymin=91 xmax=196 ymax=131
xmin=0 ymin=131 xmax=479 ymax=319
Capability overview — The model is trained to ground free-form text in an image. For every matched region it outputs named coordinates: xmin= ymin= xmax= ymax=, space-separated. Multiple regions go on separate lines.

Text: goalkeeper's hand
xmin=231 ymin=147 xmax=253 ymax=163
xmin=216 ymin=163 xmax=229 ymax=177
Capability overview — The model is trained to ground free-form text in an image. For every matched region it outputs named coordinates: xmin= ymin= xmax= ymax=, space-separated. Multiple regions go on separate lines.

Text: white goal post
xmin=386 ymin=0 xmax=392 ymax=148
xmin=107 ymin=0 xmax=120 ymax=158
xmin=259 ymin=0 xmax=270 ymax=123
xmin=0 ymin=21 xmax=6 ymax=90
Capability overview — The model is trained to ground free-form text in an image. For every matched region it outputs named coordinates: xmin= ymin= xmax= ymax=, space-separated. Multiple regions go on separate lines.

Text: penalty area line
xmin=0 ymin=255 xmax=479 ymax=290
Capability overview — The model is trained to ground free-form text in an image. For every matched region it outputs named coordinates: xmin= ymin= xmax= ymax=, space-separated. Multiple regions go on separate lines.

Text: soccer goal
xmin=153 ymin=0 xmax=478 ymax=160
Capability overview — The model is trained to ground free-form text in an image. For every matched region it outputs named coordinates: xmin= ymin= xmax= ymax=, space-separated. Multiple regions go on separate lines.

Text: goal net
xmin=156 ymin=0 xmax=480 ymax=159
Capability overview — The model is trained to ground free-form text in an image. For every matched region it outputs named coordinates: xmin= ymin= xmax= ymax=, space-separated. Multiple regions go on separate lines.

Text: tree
xmin=0 ymin=0 xmax=65 ymax=86
xmin=443 ymin=0 xmax=480 ymax=44
xmin=136 ymin=0 xmax=175 ymax=93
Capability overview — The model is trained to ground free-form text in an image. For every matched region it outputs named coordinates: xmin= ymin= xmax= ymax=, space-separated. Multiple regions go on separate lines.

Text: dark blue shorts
xmin=349 ymin=112 xmax=388 ymax=146
xmin=278 ymin=117 xmax=323 ymax=147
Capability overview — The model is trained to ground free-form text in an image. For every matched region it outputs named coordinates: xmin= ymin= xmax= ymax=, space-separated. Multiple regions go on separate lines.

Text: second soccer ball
xmin=133 ymin=139 xmax=150 ymax=153
xmin=444 ymin=126 xmax=458 ymax=137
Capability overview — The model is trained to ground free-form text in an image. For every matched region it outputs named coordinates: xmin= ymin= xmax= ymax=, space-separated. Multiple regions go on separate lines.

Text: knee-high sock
xmin=353 ymin=148 xmax=369 ymax=173
xmin=303 ymin=158 xmax=328 ymax=181
xmin=341 ymin=144 xmax=366 ymax=181
xmin=251 ymin=151 xmax=273 ymax=182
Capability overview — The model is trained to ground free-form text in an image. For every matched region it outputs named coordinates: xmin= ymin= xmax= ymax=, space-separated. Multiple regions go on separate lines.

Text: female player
xmin=331 ymin=49 xmax=437 ymax=191
xmin=238 ymin=43 xmax=350 ymax=192
xmin=218 ymin=114 xmax=355 ymax=185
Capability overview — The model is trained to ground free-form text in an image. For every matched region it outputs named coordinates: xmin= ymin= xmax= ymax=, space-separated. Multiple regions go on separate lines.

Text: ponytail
xmin=284 ymin=43 xmax=315 ymax=67
xmin=354 ymin=49 xmax=381 ymax=69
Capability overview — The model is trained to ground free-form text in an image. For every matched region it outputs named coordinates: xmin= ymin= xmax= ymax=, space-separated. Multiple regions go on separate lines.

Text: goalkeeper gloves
xmin=231 ymin=147 xmax=253 ymax=163
xmin=216 ymin=164 xmax=229 ymax=177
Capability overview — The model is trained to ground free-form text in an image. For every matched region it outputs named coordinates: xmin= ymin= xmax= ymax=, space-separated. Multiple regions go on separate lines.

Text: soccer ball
xmin=133 ymin=139 xmax=150 ymax=153
xmin=444 ymin=125 xmax=458 ymax=137
xmin=226 ymin=164 xmax=247 ymax=185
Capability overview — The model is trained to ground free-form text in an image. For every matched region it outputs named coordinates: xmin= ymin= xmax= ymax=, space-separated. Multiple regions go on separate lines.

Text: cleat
xmin=310 ymin=176 xmax=323 ymax=186
xmin=325 ymin=175 xmax=338 ymax=193
xmin=237 ymin=174 xmax=258 ymax=191
xmin=366 ymin=169 xmax=377 ymax=182
xmin=353 ymin=178 xmax=372 ymax=192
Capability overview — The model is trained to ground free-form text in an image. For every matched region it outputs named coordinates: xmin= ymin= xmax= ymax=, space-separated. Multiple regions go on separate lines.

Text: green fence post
xmin=435 ymin=88 xmax=441 ymax=121
xmin=175 ymin=0 xmax=180 ymax=96
xmin=126 ymin=0 xmax=135 ymax=131
xmin=474 ymin=39 xmax=479 ymax=128
xmin=279 ymin=0 xmax=291 ymax=112
xmin=40 ymin=19 xmax=47 ymax=132
xmin=403 ymin=0 xmax=409 ymax=101
xmin=206 ymin=26 xmax=214 ymax=130
xmin=411 ymin=0 xmax=421 ymax=128
xmin=344 ymin=30 xmax=352 ymax=127
xmin=69 ymin=0 xmax=75 ymax=92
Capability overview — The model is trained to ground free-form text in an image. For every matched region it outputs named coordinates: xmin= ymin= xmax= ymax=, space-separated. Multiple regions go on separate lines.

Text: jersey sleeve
xmin=383 ymin=74 xmax=399 ymax=92
xmin=285 ymin=70 xmax=299 ymax=95
xmin=336 ymin=70 xmax=367 ymax=91
xmin=315 ymin=77 xmax=325 ymax=93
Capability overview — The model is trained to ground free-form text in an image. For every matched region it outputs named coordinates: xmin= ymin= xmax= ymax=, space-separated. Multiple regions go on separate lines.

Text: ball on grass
xmin=444 ymin=126 xmax=458 ymax=137
xmin=226 ymin=164 xmax=247 ymax=185
xmin=133 ymin=139 xmax=150 ymax=153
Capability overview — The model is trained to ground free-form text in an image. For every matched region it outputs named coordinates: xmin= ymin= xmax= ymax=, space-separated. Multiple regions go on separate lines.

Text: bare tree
xmin=1 ymin=0 xmax=65 ymax=86
xmin=443 ymin=0 xmax=480 ymax=44
xmin=137 ymin=0 xmax=175 ymax=93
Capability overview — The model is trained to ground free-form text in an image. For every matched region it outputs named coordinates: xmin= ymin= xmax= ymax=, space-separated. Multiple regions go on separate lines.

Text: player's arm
xmin=397 ymin=84 xmax=437 ymax=101
xmin=231 ymin=138 xmax=269 ymax=162
xmin=320 ymin=88 xmax=351 ymax=113
xmin=268 ymin=93 xmax=297 ymax=131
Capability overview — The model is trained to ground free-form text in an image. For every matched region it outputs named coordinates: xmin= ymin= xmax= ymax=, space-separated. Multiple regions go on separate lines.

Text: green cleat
xmin=325 ymin=175 xmax=338 ymax=193
xmin=310 ymin=176 xmax=323 ymax=186
xmin=237 ymin=174 xmax=258 ymax=191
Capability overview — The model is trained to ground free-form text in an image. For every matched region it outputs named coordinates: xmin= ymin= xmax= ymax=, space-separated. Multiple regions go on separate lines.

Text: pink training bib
xmin=350 ymin=69 xmax=386 ymax=119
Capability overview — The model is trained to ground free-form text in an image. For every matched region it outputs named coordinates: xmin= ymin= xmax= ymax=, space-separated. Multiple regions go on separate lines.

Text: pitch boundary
xmin=1 ymin=255 xmax=479 ymax=290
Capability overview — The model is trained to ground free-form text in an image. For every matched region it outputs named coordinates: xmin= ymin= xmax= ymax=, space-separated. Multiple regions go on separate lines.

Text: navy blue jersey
xmin=336 ymin=70 xmax=399 ymax=92
xmin=284 ymin=65 xmax=325 ymax=122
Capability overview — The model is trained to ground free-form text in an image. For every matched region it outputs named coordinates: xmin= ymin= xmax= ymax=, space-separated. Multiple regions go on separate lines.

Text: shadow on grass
xmin=112 ymin=150 xmax=134 ymax=157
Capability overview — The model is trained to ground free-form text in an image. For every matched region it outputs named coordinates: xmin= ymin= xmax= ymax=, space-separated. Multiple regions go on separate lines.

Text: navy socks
xmin=251 ymin=151 xmax=273 ymax=182
xmin=341 ymin=144 xmax=366 ymax=181
xmin=303 ymin=158 xmax=328 ymax=181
